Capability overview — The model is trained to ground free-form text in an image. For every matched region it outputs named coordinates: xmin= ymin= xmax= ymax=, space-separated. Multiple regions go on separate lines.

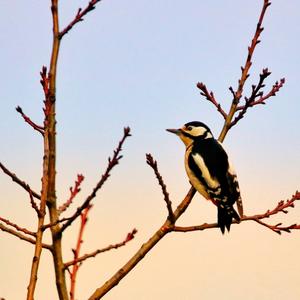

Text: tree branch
xmin=173 ymin=191 xmax=300 ymax=234
xmin=60 ymin=127 xmax=131 ymax=233
xmin=0 ymin=216 xmax=36 ymax=237
xmin=58 ymin=174 xmax=84 ymax=214
xmin=15 ymin=106 xmax=44 ymax=135
xmin=29 ymin=189 xmax=42 ymax=217
xmin=0 ymin=223 xmax=52 ymax=251
xmin=197 ymin=82 xmax=227 ymax=119
xmin=64 ymin=228 xmax=138 ymax=269
xmin=230 ymin=69 xmax=285 ymax=128
xmin=59 ymin=0 xmax=102 ymax=39
xmin=69 ymin=204 xmax=92 ymax=300
xmin=218 ymin=0 xmax=271 ymax=142
xmin=0 ymin=162 xmax=41 ymax=200
xmin=146 ymin=153 xmax=174 ymax=222
xmin=27 ymin=0 xmax=64 ymax=298
xmin=87 ymin=187 xmax=196 ymax=300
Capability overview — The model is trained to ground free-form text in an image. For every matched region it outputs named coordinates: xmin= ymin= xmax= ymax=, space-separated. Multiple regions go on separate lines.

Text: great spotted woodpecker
xmin=167 ymin=121 xmax=243 ymax=233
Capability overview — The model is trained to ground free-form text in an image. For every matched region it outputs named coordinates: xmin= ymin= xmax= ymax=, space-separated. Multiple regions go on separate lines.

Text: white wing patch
xmin=191 ymin=153 xmax=219 ymax=189
xmin=219 ymin=142 xmax=244 ymax=217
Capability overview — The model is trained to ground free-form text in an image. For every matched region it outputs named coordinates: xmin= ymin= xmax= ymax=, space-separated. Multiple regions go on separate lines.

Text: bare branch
xmin=15 ymin=106 xmax=44 ymax=135
xmin=27 ymin=1 xmax=62 ymax=297
xmin=230 ymin=68 xmax=285 ymax=128
xmin=69 ymin=204 xmax=92 ymax=300
xmin=0 ymin=223 xmax=52 ymax=251
xmin=252 ymin=219 xmax=300 ymax=234
xmin=146 ymin=153 xmax=174 ymax=222
xmin=29 ymin=189 xmax=42 ymax=217
xmin=59 ymin=0 xmax=102 ymax=39
xmin=58 ymin=174 xmax=85 ymax=214
xmin=42 ymin=216 xmax=72 ymax=231
xmin=65 ymin=228 xmax=138 ymax=269
xmin=0 ymin=162 xmax=41 ymax=200
xmin=40 ymin=66 xmax=51 ymax=119
xmin=197 ymin=82 xmax=227 ymax=119
xmin=218 ymin=0 xmax=272 ymax=142
xmin=61 ymin=127 xmax=131 ymax=232
xmin=40 ymin=66 xmax=49 ymax=98
xmin=173 ymin=191 xmax=300 ymax=234
xmin=87 ymin=187 xmax=196 ymax=300
xmin=0 ymin=216 xmax=36 ymax=236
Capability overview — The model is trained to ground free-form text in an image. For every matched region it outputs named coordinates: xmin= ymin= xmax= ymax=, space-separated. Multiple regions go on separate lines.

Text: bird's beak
xmin=166 ymin=128 xmax=181 ymax=135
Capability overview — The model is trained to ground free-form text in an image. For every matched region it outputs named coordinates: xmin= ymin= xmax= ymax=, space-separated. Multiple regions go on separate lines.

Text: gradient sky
xmin=1 ymin=1 xmax=300 ymax=299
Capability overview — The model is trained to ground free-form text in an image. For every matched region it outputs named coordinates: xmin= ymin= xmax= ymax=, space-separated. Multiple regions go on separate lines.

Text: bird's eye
xmin=186 ymin=126 xmax=193 ymax=131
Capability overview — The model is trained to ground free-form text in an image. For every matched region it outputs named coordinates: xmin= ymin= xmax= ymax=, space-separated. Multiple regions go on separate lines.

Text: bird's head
xmin=166 ymin=121 xmax=213 ymax=147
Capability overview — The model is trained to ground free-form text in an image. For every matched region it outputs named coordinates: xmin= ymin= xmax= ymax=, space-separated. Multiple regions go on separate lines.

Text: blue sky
xmin=1 ymin=1 xmax=300 ymax=299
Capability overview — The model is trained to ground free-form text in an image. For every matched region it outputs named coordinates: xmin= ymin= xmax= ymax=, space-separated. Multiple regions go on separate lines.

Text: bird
xmin=166 ymin=121 xmax=243 ymax=233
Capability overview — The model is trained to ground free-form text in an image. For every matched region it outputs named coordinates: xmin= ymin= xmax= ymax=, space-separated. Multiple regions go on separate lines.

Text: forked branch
xmin=230 ymin=69 xmax=285 ymax=128
xmin=58 ymin=174 xmax=85 ymax=214
xmin=173 ymin=191 xmax=300 ymax=234
xmin=64 ymin=228 xmax=138 ymax=269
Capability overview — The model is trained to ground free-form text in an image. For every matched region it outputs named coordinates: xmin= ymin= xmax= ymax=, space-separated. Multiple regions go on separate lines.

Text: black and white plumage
xmin=167 ymin=121 xmax=243 ymax=233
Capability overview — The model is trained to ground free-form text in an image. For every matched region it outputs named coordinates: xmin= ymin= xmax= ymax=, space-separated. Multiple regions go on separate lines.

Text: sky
xmin=1 ymin=1 xmax=300 ymax=299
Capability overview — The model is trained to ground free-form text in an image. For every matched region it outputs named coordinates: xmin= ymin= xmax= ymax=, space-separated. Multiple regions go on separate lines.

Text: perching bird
xmin=167 ymin=121 xmax=243 ymax=233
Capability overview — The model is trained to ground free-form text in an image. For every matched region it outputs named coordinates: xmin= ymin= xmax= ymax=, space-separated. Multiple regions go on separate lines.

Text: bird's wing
xmin=227 ymin=160 xmax=243 ymax=217
xmin=218 ymin=141 xmax=244 ymax=217
xmin=190 ymin=139 xmax=243 ymax=215
xmin=188 ymin=139 xmax=228 ymax=197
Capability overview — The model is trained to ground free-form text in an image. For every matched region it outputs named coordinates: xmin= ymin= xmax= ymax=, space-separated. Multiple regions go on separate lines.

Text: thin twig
xmin=218 ymin=0 xmax=272 ymax=142
xmin=15 ymin=106 xmax=44 ymax=135
xmin=197 ymin=82 xmax=227 ymax=119
xmin=230 ymin=69 xmax=285 ymax=127
xmin=87 ymin=187 xmax=196 ymax=300
xmin=42 ymin=216 xmax=72 ymax=231
xmin=0 ymin=162 xmax=41 ymax=200
xmin=0 ymin=223 xmax=52 ymax=251
xmin=69 ymin=205 xmax=92 ymax=300
xmin=0 ymin=216 xmax=36 ymax=236
xmin=146 ymin=153 xmax=174 ymax=222
xmin=252 ymin=219 xmax=300 ymax=234
xmin=60 ymin=127 xmax=131 ymax=233
xmin=29 ymin=189 xmax=42 ymax=217
xmin=65 ymin=228 xmax=138 ymax=269
xmin=58 ymin=174 xmax=85 ymax=214
xmin=173 ymin=191 xmax=300 ymax=234
xmin=40 ymin=66 xmax=51 ymax=119
xmin=59 ymin=0 xmax=102 ymax=39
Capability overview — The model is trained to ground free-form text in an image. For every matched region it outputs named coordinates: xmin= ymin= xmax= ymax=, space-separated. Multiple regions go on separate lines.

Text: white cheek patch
xmin=190 ymin=126 xmax=206 ymax=136
xmin=192 ymin=153 xmax=219 ymax=189
xmin=189 ymin=127 xmax=212 ymax=138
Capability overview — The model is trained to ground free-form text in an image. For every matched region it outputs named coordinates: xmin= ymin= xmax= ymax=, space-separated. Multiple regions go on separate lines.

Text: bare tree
xmin=0 ymin=1 xmax=299 ymax=300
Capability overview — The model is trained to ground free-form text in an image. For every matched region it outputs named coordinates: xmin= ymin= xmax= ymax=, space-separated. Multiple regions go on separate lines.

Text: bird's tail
xmin=217 ymin=204 xmax=240 ymax=234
